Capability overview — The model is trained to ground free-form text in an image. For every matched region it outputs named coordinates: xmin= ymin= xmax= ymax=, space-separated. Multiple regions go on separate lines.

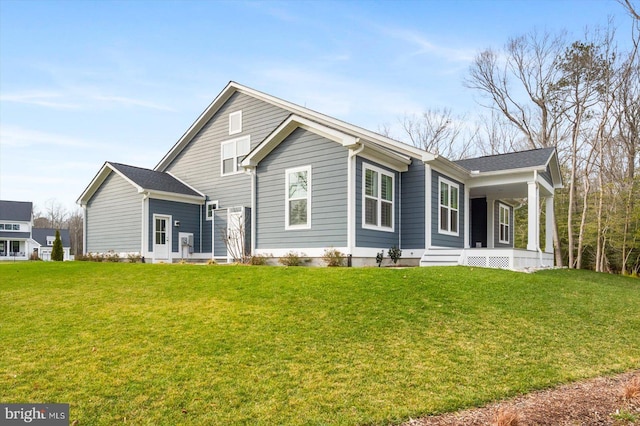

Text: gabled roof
xmin=155 ymin=81 xmax=435 ymax=172
xmin=455 ymin=147 xmax=563 ymax=188
xmin=0 ymin=200 xmax=33 ymax=222
xmin=32 ymin=228 xmax=71 ymax=247
xmin=77 ymin=162 xmax=205 ymax=206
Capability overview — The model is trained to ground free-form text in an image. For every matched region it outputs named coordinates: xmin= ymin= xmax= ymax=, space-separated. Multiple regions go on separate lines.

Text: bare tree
xmin=398 ymin=108 xmax=472 ymax=159
xmin=465 ymin=29 xmax=568 ymax=266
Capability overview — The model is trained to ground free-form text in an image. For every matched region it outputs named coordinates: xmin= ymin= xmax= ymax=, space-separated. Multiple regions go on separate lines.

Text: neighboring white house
xmin=0 ymin=200 xmax=71 ymax=261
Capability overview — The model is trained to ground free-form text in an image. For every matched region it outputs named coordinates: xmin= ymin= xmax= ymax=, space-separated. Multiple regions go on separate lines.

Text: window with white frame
xmin=363 ymin=164 xmax=394 ymax=231
xmin=46 ymin=236 xmax=55 ymax=246
xmin=221 ymin=136 xmax=250 ymax=175
xmin=499 ymin=203 xmax=510 ymax=244
xmin=229 ymin=110 xmax=242 ymax=135
xmin=206 ymin=200 xmax=219 ymax=221
xmin=439 ymin=178 xmax=459 ymax=235
xmin=285 ymin=166 xmax=311 ymax=229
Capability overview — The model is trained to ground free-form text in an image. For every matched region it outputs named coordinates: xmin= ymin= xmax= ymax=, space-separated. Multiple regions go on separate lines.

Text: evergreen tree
xmin=51 ymin=229 xmax=64 ymax=261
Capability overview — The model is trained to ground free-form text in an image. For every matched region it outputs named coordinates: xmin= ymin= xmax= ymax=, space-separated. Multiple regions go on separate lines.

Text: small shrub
xmin=623 ymin=376 xmax=640 ymax=401
xmin=30 ymin=251 xmax=41 ymax=261
xmin=388 ymin=245 xmax=402 ymax=264
xmin=279 ymin=251 xmax=306 ymax=267
xmin=376 ymin=251 xmax=384 ymax=267
xmin=494 ymin=407 xmax=519 ymax=426
xmin=250 ymin=254 xmax=270 ymax=266
xmin=207 ymin=259 xmax=217 ymax=265
xmin=127 ymin=253 xmax=141 ymax=263
xmin=105 ymin=252 xmax=120 ymax=262
xmin=322 ymin=248 xmax=345 ymax=267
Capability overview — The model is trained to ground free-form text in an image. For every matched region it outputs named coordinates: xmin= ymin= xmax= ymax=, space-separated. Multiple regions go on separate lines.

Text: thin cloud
xmin=379 ymin=26 xmax=476 ymax=63
xmin=0 ymin=125 xmax=90 ymax=148
xmin=93 ymin=95 xmax=176 ymax=111
xmin=0 ymin=91 xmax=80 ymax=109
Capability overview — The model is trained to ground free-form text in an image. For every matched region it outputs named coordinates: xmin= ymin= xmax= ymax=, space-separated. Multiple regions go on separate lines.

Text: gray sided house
xmin=77 ymin=82 xmax=563 ymax=269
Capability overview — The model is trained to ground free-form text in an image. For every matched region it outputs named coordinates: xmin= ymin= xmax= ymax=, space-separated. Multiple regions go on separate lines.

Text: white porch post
xmin=527 ymin=181 xmax=540 ymax=251
xmin=545 ymin=195 xmax=554 ymax=254
xmin=464 ymin=186 xmax=470 ymax=248
xmin=487 ymin=198 xmax=494 ymax=249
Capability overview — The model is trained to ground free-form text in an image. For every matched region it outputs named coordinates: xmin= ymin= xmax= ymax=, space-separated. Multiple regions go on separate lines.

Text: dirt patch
xmin=404 ymin=370 xmax=640 ymax=426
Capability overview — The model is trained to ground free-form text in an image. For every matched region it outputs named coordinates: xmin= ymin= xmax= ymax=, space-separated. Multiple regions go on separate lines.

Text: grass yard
xmin=0 ymin=262 xmax=639 ymax=425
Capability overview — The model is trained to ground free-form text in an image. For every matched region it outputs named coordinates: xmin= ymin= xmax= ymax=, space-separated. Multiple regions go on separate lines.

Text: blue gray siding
xmin=355 ymin=157 xmax=400 ymax=249
xmin=165 ymin=92 xmax=290 ymax=210
xmin=148 ymin=199 xmax=201 ymax=253
xmin=86 ymin=172 xmax=142 ymax=253
xmin=256 ymin=127 xmax=348 ymax=249
xmin=431 ymin=170 xmax=465 ymax=248
xmin=212 ymin=209 xmax=228 ymax=257
xmin=400 ymin=158 xmax=425 ymax=249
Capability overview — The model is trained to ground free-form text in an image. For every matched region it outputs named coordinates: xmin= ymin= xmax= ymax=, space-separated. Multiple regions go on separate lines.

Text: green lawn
xmin=1 ymin=263 xmax=638 ymax=425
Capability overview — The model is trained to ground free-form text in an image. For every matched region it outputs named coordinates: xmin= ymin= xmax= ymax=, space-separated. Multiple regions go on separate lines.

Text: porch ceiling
xmin=469 ymin=181 xmax=553 ymax=200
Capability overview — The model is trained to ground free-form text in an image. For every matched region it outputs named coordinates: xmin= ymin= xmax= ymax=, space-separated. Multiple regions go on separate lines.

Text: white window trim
xmin=499 ymin=203 xmax=510 ymax=244
xmin=206 ymin=200 xmax=219 ymax=221
xmin=229 ymin=110 xmax=242 ymax=135
xmin=221 ymin=135 xmax=251 ymax=176
xmin=285 ymin=165 xmax=312 ymax=230
xmin=362 ymin=163 xmax=395 ymax=232
xmin=438 ymin=177 xmax=460 ymax=236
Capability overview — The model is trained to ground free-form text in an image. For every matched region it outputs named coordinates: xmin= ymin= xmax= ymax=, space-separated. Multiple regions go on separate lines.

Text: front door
xmin=470 ymin=198 xmax=487 ymax=248
xmin=154 ymin=215 xmax=170 ymax=260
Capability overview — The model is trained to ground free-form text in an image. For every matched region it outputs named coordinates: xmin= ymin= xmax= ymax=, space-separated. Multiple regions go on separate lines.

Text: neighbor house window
xmin=363 ymin=164 xmax=394 ymax=231
xmin=285 ymin=166 xmax=311 ymax=229
xmin=499 ymin=203 xmax=510 ymax=244
xmin=439 ymin=178 xmax=459 ymax=235
xmin=221 ymin=136 xmax=250 ymax=175
xmin=46 ymin=236 xmax=55 ymax=246
xmin=206 ymin=200 xmax=219 ymax=221
xmin=229 ymin=110 xmax=242 ymax=135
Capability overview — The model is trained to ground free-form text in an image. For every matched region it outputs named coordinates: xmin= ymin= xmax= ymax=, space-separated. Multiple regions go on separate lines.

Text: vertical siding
xmin=255 ymin=127 xmax=348 ymax=249
xmin=165 ymin=92 xmax=290 ymax=209
xmin=86 ymin=172 xmax=142 ymax=253
xmin=430 ymin=170 xmax=465 ymax=248
xmin=400 ymin=158 xmax=425 ymax=249
xmin=355 ymin=157 xmax=400 ymax=248
xmin=148 ymin=199 xmax=201 ymax=253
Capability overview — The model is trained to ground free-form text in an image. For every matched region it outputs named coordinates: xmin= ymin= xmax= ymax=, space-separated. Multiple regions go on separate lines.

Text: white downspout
xmin=249 ymin=166 xmax=257 ymax=256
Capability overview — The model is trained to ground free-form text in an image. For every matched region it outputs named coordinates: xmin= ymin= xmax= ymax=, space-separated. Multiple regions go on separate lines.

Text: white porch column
xmin=464 ymin=186 xmax=470 ymax=248
xmin=487 ymin=198 xmax=494 ymax=249
xmin=527 ymin=181 xmax=540 ymax=251
xmin=545 ymin=195 xmax=554 ymax=254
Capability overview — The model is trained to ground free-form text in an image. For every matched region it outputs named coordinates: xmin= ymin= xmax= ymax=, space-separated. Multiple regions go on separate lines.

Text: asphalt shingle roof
xmin=0 ymin=200 xmax=33 ymax=222
xmin=32 ymin=228 xmax=71 ymax=247
xmin=109 ymin=163 xmax=202 ymax=197
xmin=454 ymin=147 xmax=556 ymax=173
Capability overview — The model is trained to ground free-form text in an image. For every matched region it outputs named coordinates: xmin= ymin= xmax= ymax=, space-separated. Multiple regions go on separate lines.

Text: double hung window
xmin=363 ymin=164 xmax=394 ymax=231
xmin=221 ymin=136 xmax=250 ymax=175
xmin=499 ymin=203 xmax=510 ymax=244
xmin=439 ymin=178 xmax=459 ymax=235
xmin=285 ymin=166 xmax=311 ymax=229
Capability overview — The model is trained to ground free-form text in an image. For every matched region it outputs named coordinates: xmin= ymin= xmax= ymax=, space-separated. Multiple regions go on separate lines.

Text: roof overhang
xmin=156 ymin=81 xmax=431 ymax=172
xmin=242 ymin=114 xmax=412 ymax=172
xmin=77 ymin=162 xmax=205 ymax=207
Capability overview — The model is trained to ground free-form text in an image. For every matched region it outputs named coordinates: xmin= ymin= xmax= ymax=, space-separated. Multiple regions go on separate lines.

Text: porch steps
xmin=419 ymin=248 xmax=464 ymax=267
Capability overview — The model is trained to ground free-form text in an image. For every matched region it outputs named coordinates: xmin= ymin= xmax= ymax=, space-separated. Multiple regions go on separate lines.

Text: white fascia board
xmin=429 ymin=159 xmax=471 ymax=182
xmin=359 ymin=144 xmax=411 ymax=172
xmin=144 ymin=190 xmax=205 ymax=205
xmin=242 ymin=114 xmax=360 ymax=167
xmin=166 ymin=172 xmax=207 ymax=197
xmin=77 ymin=162 xmax=143 ymax=206
xmin=465 ymin=169 xmax=537 ymax=188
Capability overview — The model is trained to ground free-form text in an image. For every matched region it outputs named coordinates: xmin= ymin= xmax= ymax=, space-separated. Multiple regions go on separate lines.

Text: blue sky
xmin=0 ymin=0 xmax=636 ymax=214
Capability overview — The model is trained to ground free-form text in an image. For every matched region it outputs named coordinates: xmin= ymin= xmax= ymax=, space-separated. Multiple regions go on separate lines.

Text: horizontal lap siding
xmin=355 ymin=157 xmax=400 ymax=248
xmin=256 ymin=128 xmax=348 ymax=249
xmin=431 ymin=170 xmax=465 ymax=248
xmin=86 ymin=172 xmax=141 ymax=253
xmin=401 ymin=159 xmax=425 ymax=249
xmin=165 ymin=92 xmax=290 ymax=209
xmin=148 ymin=199 xmax=201 ymax=253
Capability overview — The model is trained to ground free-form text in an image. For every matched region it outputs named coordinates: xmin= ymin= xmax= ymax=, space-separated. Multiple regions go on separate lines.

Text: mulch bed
xmin=404 ymin=370 xmax=640 ymax=425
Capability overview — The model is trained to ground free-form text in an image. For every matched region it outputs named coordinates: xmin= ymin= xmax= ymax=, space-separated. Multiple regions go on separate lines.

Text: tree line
xmin=387 ymin=2 xmax=639 ymax=274
xmin=33 ymin=199 xmax=83 ymax=257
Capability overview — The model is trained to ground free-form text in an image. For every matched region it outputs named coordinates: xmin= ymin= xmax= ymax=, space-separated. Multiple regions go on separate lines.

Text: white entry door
xmin=227 ymin=207 xmax=244 ymax=262
xmin=154 ymin=215 xmax=170 ymax=260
